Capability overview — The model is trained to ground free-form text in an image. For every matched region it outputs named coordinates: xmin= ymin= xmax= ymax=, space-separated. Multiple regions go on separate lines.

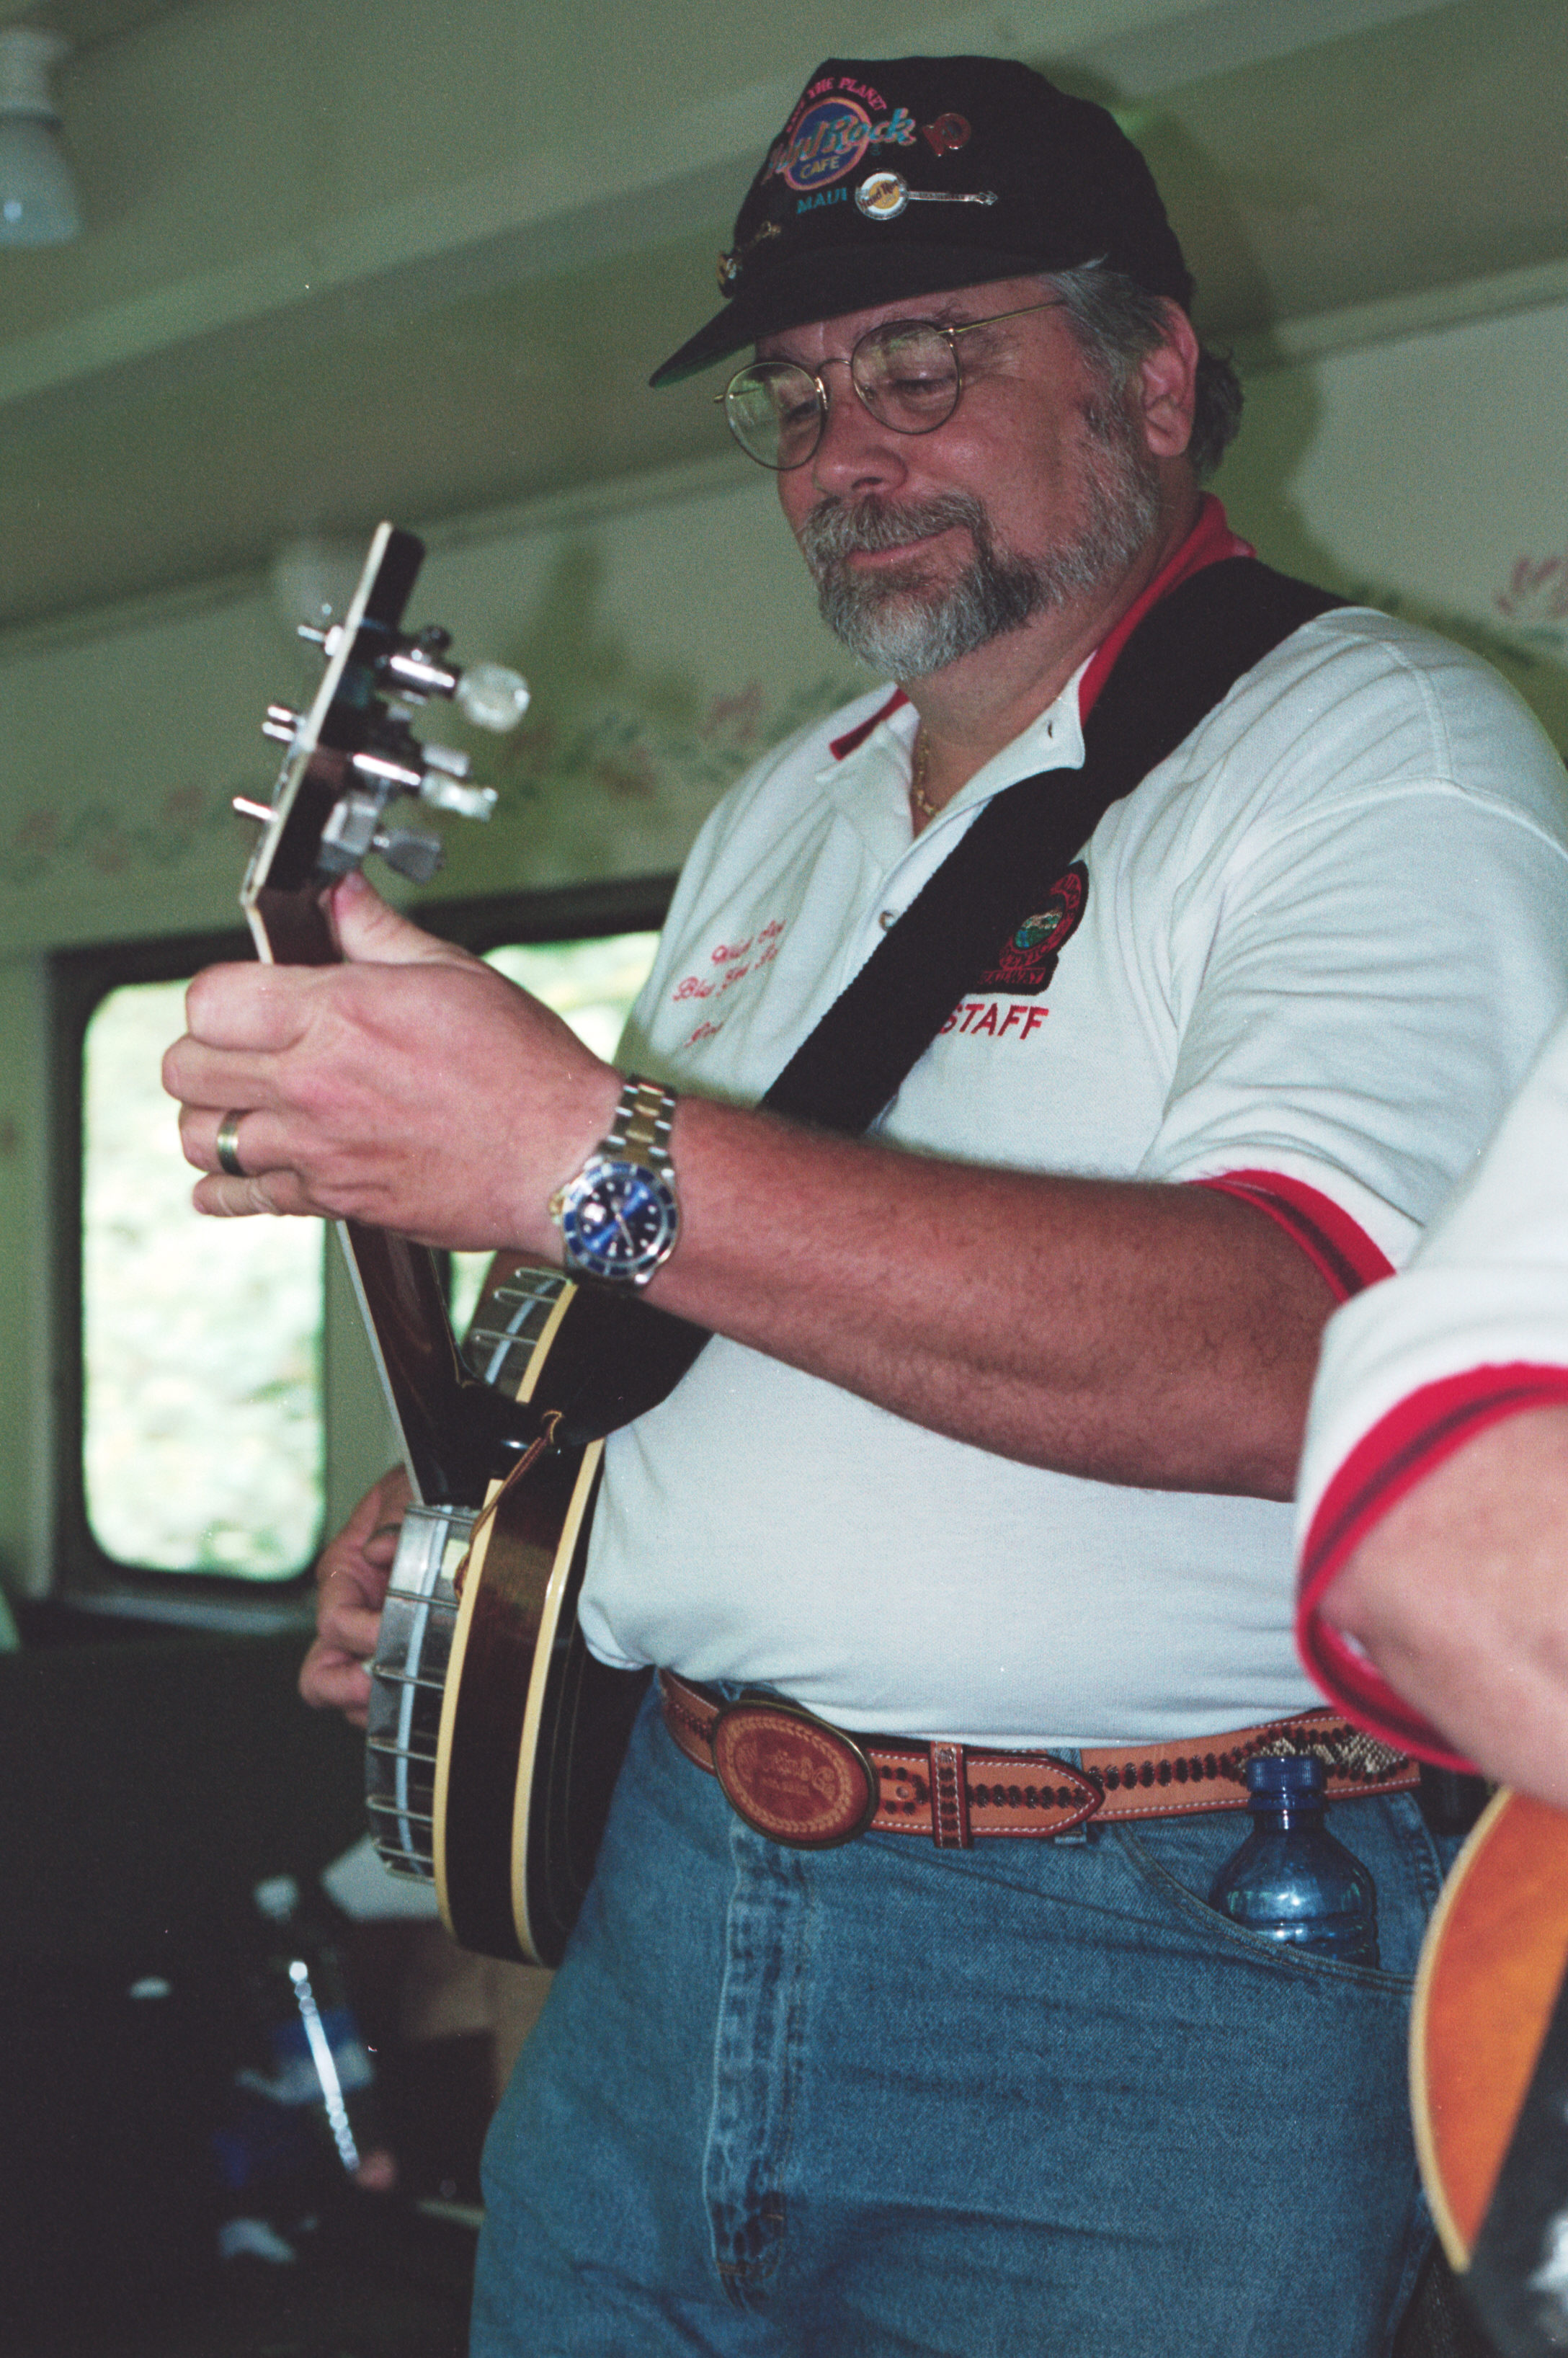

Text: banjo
xmin=238 ymin=522 xmax=680 ymax=1967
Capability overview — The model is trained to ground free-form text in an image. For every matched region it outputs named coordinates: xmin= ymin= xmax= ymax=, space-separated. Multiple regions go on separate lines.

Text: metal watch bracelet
xmin=547 ymin=1073 xmax=681 ymax=1285
xmin=602 ymin=1074 xmax=678 ymax=1170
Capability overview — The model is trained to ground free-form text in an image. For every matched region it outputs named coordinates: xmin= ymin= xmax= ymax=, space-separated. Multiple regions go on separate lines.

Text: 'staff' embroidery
xmin=972 ymin=862 xmax=1089 ymax=997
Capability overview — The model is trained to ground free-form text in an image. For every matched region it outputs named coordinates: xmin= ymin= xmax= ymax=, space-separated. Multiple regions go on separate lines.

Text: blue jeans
xmin=473 ymin=1689 xmax=1457 ymax=2358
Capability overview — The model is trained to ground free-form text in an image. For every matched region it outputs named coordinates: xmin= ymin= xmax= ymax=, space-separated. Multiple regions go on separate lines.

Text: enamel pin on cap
xmin=855 ymin=170 xmax=997 ymax=219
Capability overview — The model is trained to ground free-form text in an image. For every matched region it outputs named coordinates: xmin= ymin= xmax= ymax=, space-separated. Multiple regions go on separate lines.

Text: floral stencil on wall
xmin=0 ymin=780 xmax=242 ymax=893
xmin=1497 ymin=554 xmax=1568 ymax=649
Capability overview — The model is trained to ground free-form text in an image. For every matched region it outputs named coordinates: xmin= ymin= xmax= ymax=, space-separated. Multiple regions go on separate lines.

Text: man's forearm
xmin=167 ymin=884 xmax=1335 ymax=1498
xmin=640 ymin=1094 xmax=1335 ymax=1498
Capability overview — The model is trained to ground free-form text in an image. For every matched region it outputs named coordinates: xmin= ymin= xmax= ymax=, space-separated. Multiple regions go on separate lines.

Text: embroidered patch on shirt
xmin=971 ymin=862 xmax=1088 ymax=997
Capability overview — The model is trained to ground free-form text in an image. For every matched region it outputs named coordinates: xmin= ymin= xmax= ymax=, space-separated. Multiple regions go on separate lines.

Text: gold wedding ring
xmin=215 ymin=1111 xmax=248 ymax=1178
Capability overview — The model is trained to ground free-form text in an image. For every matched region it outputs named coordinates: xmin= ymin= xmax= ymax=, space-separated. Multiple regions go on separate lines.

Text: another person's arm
xmin=1298 ymin=1011 xmax=1568 ymax=1802
xmin=1316 ymin=1402 xmax=1568 ymax=1807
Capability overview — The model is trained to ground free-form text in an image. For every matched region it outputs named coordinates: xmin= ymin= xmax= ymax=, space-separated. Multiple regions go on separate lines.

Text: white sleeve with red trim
xmin=1294 ymin=1010 xmax=1568 ymax=1761
xmin=1123 ymin=613 xmax=1568 ymax=1291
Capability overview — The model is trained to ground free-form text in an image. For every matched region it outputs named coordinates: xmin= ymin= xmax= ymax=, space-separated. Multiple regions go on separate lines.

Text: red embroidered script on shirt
xmin=673 ymin=920 xmax=788 ymax=1039
xmin=672 ymin=919 xmax=788 ymax=1005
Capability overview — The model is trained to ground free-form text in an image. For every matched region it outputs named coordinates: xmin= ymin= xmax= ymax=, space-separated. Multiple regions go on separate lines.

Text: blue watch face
xmin=561 ymin=1161 xmax=678 ymax=1281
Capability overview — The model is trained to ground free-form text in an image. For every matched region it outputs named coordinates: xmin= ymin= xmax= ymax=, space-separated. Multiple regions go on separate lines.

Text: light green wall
xmin=0 ymin=462 xmax=865 ymax=963
xmin=2 ymin=295 xmax=1564 ymax=1602
xmin=1216 ymin=298 xmax=1568 ymax=749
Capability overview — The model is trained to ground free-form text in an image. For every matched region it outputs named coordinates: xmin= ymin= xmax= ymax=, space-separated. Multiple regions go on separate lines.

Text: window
xmin=82 ymin=973 xmax=326 ymax=1578
xmin=53 ymin=878 xmax=672 ymax=1615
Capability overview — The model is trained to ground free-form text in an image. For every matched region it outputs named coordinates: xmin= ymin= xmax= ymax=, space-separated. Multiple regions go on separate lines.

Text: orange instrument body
xmin=1412 ymin=1790 xmax=1568 ymax=2355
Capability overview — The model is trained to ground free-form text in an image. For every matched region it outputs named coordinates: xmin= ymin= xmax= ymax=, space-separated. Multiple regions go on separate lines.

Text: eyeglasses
xmin=718 ymin=298 xmax=1066 ymax=471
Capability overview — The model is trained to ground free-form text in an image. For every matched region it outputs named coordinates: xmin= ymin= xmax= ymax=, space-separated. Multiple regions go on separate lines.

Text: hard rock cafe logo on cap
xmin=717 ymin=79 xmax=985 ymax=290
xmin=766 ymin=94 xmax=979 ymax=196
xmin=765 ymin=75 xmax=922 ymax=194
xmin=778 ymin=97 xmax=878 ymax=192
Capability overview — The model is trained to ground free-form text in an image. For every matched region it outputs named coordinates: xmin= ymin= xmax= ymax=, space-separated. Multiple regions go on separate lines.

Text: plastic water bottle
xmin=213 ymin=1874 xmax=395 ymax=2261
xmin=1208 ymin=1754 xmax=1379 ymax=1965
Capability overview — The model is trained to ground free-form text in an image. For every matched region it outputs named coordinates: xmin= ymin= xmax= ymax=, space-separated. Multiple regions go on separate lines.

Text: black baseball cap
xmin=649 ymin=55 xmax=1193 ymax=387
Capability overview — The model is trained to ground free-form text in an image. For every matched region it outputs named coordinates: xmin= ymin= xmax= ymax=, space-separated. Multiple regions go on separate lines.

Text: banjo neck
xmin=235 ymin=522 xmax=538 ymax=1508
xmin=237 ymin=522 xmax=651 ymax=1971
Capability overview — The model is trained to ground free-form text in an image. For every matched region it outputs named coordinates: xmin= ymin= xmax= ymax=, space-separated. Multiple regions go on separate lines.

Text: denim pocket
xmin=1105 ymin=1791 xmax=1453 ymax=1988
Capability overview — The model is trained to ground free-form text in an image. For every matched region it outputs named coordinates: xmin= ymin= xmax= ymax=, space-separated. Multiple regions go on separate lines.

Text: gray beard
xmin=798 ymin=399 xmax=1162 ymax=680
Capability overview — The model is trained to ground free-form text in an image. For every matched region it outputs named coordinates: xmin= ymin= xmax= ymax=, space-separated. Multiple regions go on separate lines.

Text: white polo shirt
xmin=1296 ymin=1007 xmax=1568 ymax=1765
xmin=579 ymin=605 xmax=1568 ymax=1747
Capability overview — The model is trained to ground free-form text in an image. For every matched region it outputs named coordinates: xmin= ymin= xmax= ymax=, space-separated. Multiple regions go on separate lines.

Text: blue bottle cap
xmin=1244 ymin=1752 xmax=1326 ymax=1808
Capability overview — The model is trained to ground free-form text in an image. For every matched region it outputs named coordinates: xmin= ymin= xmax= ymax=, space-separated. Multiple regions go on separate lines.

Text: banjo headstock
xmin=226 ymin=521 xmax=540 ymax=1507
xmin=237 ymin=521 xmax=528 ymax=966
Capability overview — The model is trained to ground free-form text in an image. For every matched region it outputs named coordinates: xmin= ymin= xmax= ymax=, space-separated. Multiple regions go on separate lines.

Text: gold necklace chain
xmin=911 ymin=726 xmax=937 ymax=822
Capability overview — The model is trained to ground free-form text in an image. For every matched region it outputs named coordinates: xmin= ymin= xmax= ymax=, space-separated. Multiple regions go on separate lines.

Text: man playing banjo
xmin=166 ymin=54 xmax=1568 ymax=2357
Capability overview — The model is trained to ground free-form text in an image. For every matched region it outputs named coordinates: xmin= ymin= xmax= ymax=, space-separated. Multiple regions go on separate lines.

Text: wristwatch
xmin=548 ymin=1074 xmax=681 ymax=1286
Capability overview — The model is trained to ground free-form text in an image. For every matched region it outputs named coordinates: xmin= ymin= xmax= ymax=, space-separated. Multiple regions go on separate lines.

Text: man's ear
xmin=1137 ymin=303 xmax=1200 ymax=461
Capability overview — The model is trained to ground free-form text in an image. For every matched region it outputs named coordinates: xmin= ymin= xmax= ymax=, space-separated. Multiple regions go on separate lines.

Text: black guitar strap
xmin=761 ymin=557 xmax=1343 ymax=1134
xmin=553 ymin=556 xmax=1344 ymax=1438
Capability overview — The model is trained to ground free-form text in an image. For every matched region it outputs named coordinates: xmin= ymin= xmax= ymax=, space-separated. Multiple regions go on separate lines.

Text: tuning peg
xmin=373 ymin=826 xmax=445 ymax=885
xmin=262 ymin=703 xmax=302 ymax=744
xmin=352 ymin=749 xmax=424 ymax=793
xmin=455 ymin=663 xmax=530 ymax=732
xmin=420 ymin=775 xmax=498 ymax=822
xmin=386 ymin=644 xmax=459 ymax=700
xmin=421 ymin=742 xmax=472 ymax=780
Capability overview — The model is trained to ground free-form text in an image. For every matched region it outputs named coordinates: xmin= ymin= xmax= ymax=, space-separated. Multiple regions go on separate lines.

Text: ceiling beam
xmin=0 ymin=0 xmax=1460 ymax=421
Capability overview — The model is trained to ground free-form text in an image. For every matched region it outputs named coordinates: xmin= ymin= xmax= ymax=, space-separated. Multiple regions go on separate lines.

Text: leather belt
xmin=658 ymin=1670 xmax=1418 ymax=1851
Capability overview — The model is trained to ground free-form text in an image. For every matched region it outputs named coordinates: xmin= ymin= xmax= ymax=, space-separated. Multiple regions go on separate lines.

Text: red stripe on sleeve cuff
xmin=1296 ymin=1363 xmax=1568 ymax=1766
xmin=1194 ymin=1170 xmax=1395 ymax=1303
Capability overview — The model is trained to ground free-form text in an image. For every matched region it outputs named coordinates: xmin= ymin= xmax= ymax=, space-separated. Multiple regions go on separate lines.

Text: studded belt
xmin=658 ymin=1670 xmax=1418 ymax=1851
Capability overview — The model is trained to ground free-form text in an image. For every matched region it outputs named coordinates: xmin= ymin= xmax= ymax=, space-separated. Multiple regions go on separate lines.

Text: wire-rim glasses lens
xmin=723 ymin=360 xmax=826 ymax=471
xmin=851 ymin=321 xmax=961 ymax=435
xmin=720 ymin=298 xmax=1066 ymax=469
xmin=721 ymin=321 xmax=965 ymax=469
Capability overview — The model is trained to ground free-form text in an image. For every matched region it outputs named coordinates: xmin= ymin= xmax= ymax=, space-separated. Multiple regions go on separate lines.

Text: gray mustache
xmin=798 ymin=494 xmax=988 ymax=569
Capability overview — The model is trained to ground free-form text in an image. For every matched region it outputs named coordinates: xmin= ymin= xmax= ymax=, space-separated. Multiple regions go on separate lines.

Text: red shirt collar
xmin=1077 ymin=494 xmax=1253 ymax=724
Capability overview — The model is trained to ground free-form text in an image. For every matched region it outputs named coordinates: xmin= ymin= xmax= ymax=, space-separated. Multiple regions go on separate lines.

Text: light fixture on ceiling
xmin=0 ymin=27 xmax=81 ymax=247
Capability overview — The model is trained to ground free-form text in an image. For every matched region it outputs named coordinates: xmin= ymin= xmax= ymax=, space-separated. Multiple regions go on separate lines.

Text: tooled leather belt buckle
xmin=710 ymin=1691 xmax=880 ymax=1848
